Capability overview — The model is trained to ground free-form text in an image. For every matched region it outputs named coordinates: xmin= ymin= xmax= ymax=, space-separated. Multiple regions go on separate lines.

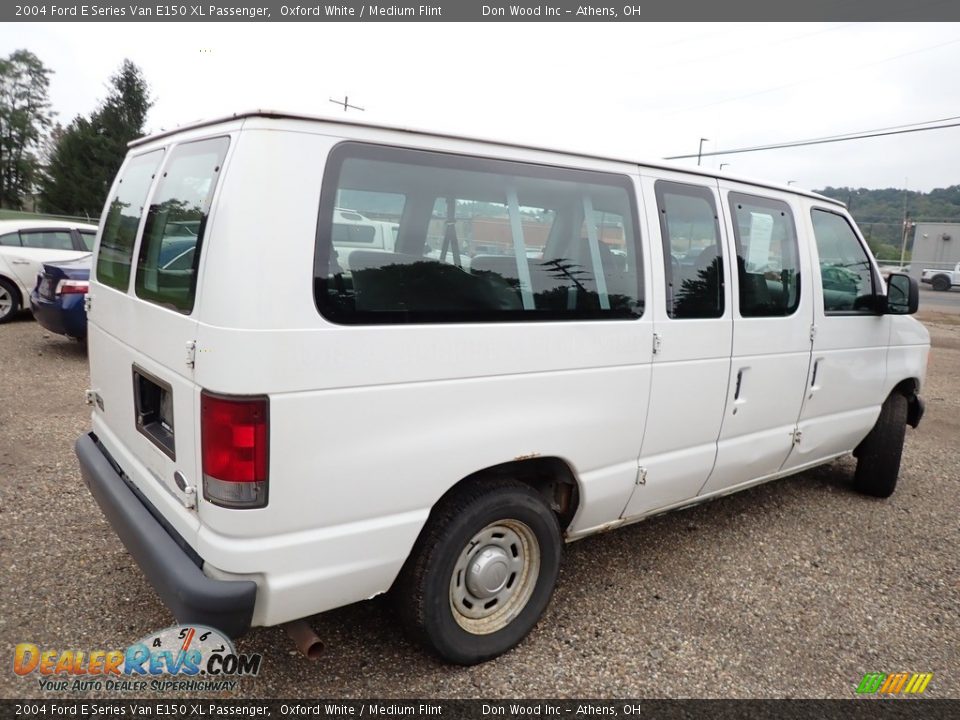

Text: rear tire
xmin=0 ymin=278 xmax=20 ymax=324
xmin=854 ymin=393 xmax=908 ymax=498
xmin=931 ymin=274 xmax=951 ymax=291
xmin=394 ymin=480 xmax=562 ymax=665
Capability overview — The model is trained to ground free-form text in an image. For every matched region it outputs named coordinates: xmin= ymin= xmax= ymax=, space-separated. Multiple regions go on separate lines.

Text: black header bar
xmin=4 ymin=699 xmax=960 ymax=719
xmin=6 ymin=0 xmax=960 ymax=22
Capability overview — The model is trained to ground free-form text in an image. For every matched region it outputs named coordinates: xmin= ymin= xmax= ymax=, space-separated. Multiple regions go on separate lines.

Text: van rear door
xmin=88 ymin=137 xmax=230 ymax=522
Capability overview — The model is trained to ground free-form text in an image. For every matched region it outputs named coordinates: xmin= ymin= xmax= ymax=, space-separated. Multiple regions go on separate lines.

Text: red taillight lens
xmin=201 ymin=392 xmax=268 ymax=509
xmin=57 ymin=279 xmax=89 ymax=295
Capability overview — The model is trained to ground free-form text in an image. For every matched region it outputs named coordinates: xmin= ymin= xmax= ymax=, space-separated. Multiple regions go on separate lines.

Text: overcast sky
xmin=6 ymin=21 xmax=960 ymax=191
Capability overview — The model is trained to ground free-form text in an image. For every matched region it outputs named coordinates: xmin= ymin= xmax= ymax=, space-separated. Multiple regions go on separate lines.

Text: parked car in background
xmin=921 ymin=262 xmax=960 ymax=291
xmin=0 ymin=220 xmax=98 ymax=323
xmin=30 ymin=255 xmax=92 ymax=341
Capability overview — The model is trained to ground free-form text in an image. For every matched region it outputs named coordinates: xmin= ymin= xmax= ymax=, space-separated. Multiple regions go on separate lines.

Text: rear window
xmin=135 ymin=137 xmax=229 ymax=314
xmin=315 ymin=142 xmax=643 ymax=324
xmin=21 ymin=230 xmax=74 ymax=250
xmin=97 ymin=150 xmax=164 ymax=291
xmin=79 ymin=231 xmax=96 ymax=252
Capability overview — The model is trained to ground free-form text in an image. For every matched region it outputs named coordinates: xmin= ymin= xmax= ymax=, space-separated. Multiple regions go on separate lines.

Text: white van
xmin=76 ymin=111 xmax=928 ymax=665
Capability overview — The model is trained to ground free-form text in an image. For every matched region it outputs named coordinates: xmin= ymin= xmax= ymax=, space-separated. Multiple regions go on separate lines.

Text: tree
xmin=0 ymin=50 xmax=54 ymax=209
xmin=41 ymin=59 xmax=152 ymax=216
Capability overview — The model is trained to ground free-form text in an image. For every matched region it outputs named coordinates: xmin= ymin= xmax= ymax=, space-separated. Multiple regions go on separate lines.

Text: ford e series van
xmin=76 ymin=111 xmax=928 ymax=665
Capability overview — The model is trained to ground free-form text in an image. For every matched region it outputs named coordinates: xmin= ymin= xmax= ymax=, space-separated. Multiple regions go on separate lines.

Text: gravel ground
xmin=1 ymin=311 xmax=957 ymax=700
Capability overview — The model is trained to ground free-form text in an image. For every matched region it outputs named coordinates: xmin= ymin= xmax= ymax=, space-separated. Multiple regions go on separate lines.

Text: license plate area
xmin=132 ymin=365 xmax=176 ymax=460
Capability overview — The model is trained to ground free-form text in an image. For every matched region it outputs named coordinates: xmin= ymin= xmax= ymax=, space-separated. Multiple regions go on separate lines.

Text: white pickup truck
xmin=921 ymin=262 xmax=960 ymax=291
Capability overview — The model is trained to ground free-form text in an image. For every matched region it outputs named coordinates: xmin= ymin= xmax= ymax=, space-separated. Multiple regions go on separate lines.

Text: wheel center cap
xmin=466 ymin=546 xmax=510 ymax=599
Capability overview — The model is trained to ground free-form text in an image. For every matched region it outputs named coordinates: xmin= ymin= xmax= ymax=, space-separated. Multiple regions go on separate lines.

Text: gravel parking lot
xmin=1 ymin=311 xmax=957 ymax=700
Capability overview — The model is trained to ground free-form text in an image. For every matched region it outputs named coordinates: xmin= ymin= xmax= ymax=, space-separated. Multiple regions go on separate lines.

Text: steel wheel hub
xmin=466 ymin=545 xmax=511 ymax=598
xmin=449 ymin=519 xmax=540 ymax=635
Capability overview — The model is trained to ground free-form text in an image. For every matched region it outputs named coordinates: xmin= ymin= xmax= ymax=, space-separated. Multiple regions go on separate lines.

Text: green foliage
xmin=816 ymin=185 xmax=960 ymax=258
xmin=41 ymin=59 xmax=152 ymax=216
xmin=0 ymin=49 xmax=54 ymax=209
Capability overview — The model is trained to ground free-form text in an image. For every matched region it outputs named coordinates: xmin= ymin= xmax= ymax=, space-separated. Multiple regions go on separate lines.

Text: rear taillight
xmin=201 ymin=391 xmax=269 ymax=509
xmin=56 ymin=279 xmax=89 ymax=295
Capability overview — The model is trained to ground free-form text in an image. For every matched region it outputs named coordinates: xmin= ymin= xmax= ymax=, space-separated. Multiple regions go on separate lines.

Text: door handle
xmin=808 ymin=359 xmax=822 ymax=399
xmin=10 ymin=260 xmax=29 ymax=265
xmin=734 ymin=369 xmax=744 ymax=400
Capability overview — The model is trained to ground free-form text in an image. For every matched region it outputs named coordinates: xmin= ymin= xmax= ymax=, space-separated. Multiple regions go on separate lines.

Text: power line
xmin=784 ymin=113 xmax=960 ymax=145
xmin=664 ymin=119 xmax=960 ymax=160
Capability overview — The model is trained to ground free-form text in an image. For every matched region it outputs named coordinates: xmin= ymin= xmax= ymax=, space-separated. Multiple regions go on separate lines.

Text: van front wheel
xmin=394 ymin=481 xmax=562 ymax=665
xmin=854 ymin=393 xmax=908 ymax=498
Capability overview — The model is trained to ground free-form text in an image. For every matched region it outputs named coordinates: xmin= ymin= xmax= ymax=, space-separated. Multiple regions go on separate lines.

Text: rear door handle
xmin=10 ymin=260 xmax=29 ymax=265
xmin=734 ymin=369 xmax=744 ymax=400
xmin=808 ymin=359 xmax=822 ymax=399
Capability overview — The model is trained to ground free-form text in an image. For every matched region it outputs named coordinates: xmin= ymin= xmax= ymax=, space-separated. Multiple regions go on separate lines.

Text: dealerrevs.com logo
xmin=856 ymin=672 xmax=934 ymax=695
xmin=13 ymin=625 xmax=262 ymax=693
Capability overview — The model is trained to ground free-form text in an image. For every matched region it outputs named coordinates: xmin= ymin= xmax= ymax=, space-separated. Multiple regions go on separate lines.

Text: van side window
xmin=654 ymin=181 xmax=724 ymax=319
xmin=96 ymin=150 xmax=164 ymax=292
xmin=810 ymin=209 xmax=877 ymax=313
xmin=728 ymin=193 xmax=801 ymax=317
xmin=135 ymin=137 xmax=229 ymax=314
xmin=315 ymin=142 xmax=643 ymax=324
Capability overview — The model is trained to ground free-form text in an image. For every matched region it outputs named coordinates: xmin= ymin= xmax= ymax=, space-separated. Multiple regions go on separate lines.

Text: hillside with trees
xmin=815 ymin=185 xmax=960 ymax=260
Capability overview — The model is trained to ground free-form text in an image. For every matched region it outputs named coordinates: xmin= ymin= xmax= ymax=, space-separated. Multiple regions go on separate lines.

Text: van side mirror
xmin=885 ymin=273 xmax=918 ymax=315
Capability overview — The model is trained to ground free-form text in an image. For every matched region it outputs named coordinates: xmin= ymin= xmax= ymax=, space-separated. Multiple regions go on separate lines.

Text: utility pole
xmin=329 ymin=96 xmax=365 ymax=113
xmin=697 ymin=138 xmax=709 ymax=166
xmin=899 ymin=180 xmax=911 ymax=268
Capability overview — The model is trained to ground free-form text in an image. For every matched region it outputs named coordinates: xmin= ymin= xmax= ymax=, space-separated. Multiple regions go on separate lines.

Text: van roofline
xmin=129 ymin=109 xmax=844 ymax=207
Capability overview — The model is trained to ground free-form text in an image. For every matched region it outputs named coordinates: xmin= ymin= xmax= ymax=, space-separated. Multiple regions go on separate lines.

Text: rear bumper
xmin=30 ymin=291 xmax=87 ymax=339
xmin=75 ymin=432 xmax=256 ymax=637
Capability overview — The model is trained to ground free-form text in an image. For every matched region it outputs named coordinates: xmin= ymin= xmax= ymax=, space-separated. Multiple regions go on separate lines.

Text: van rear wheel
xmin=394 ymin=480 xmax=562 ymax=665
xmin=854 ymin=393 xmax=908 ymax=498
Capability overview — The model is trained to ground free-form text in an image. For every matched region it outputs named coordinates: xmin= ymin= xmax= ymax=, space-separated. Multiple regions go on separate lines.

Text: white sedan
xmin=0 ymin=219 xmax=98 ymax=323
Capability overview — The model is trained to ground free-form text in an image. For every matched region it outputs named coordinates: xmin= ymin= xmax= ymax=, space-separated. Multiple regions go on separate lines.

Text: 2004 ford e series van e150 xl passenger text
xmin=75 ymin=111 xmax=928 ymax=665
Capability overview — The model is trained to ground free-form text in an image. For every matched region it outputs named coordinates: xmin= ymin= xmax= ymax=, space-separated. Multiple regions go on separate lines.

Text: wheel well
xmin=0 ymin=274 xmax=23 ymax=306
xmin=892 ymin=378 xmax=917 ymax=396
xmin=891 ymin=378 xmax=922 ymax=428
xmin=436 ymin=457 xmax=581 ymax=531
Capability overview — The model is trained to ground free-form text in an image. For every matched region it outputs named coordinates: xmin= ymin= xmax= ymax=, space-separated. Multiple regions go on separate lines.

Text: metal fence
xmin=0 ymin=209 xmax=98 ymax=224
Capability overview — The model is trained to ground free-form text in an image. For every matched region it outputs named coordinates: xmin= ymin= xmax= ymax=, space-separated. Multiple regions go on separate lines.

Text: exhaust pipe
xmin=283 ymin=620 xmax=323 ymax=660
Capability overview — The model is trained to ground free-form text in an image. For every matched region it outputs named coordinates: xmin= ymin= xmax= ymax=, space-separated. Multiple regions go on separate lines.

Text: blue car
xmin=30 ymin=255 xmax=91 ymax=341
